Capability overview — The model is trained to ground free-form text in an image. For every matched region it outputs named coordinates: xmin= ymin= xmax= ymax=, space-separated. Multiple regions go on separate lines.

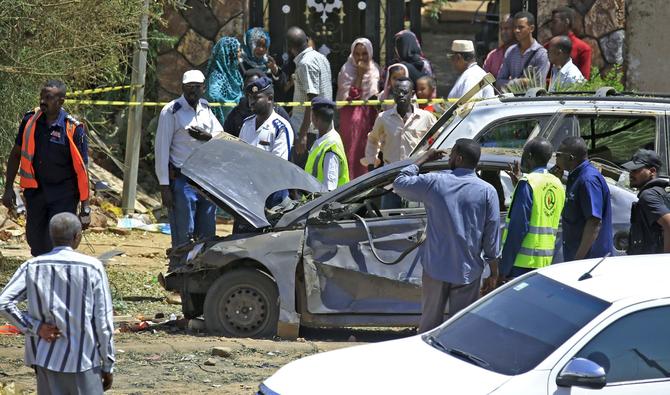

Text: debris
xmin=154 ymin=313 xmax=165 ymax=319
xmin=98 ymin=249 xmax=125 ymax=264
xmin=168 ymin=313 xmax=177 ymax=321
xmin=188 ymin=319 xmax=206 ymax=331
xmin=267 ymin=352 xmax=276 ymax=356
xmin=204 ymin=358 xmax=217 ymax=366
xmin=166 ymin=293 xmax=182 ymax=305
xmin=203 ymin=379 xmax=212 ymax=384
xmin=117 ymin=349 xmax=125 ymax=353
xmin=0 ymin=324 xmax=21 ymax=335
xmin=88 ymin=161 xmax=160 ymax=212
xmin=145 ymin=354 xmax=161 ymax=361
xmin=211 ymin=347 xmax=233 ymax=358
xmin=296 ymin=337 xmax=306 ymax=343
xmin=348 ymin=335 xmax=357 ymax=342
xmin=108 ymin=227 xmax=131 ymax=236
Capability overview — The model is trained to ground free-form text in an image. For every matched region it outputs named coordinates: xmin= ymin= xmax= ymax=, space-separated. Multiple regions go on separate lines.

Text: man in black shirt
xmin=623 ymin=149 xmax=670 ymax=254
xmin=223 ymin=69 xmax=291 ymax=137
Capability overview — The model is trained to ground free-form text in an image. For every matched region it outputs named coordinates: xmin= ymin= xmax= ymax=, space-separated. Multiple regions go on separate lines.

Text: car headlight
xmin=258 ymin=383 xmax=280 ymax=395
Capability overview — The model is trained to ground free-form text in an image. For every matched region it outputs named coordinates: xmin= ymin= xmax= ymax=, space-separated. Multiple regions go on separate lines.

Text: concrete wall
xmin=625 ymin=0 xmax=670 ymax=93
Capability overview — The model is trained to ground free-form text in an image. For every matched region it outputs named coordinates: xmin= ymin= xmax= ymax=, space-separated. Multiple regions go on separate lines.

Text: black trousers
xmin=24 ymin=189 xmax=78 ymax=256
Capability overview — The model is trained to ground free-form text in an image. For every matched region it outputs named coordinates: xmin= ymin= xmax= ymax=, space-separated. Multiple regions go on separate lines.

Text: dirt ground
xmin=0 ymin=225 xmax=413 ymax=394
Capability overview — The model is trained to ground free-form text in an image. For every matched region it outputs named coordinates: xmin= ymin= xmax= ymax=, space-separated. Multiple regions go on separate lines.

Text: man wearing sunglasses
xmin=623 ymin=149 xmax=670 ymax=254
xmin=555 ymin=136 xmax=613 ymax=261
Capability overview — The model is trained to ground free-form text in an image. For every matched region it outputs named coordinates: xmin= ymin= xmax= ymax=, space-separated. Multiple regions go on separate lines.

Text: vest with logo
xmin=503 ymin=170 xmax=565 ymax=268
xmin=19 ymin=110 xmax=89 ymax=202
xmin=305 ymin=131 xmax=350 ymax=188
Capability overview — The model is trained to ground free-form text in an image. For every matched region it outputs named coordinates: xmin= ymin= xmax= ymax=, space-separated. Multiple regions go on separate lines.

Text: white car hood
xmin=261 ymin=336 xmax=511 ymax=395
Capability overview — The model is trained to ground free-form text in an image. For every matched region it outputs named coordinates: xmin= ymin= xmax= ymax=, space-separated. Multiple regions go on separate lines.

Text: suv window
xmin=479 ymin=118 xmax=546 ymax=148
xmin=578 ymin=116 xmax=656 ymax=166
xmin=575 ymin=306 xmax=670 ymax=383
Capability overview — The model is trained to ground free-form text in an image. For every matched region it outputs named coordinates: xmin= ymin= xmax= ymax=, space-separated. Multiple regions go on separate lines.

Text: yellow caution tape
xmin=64 ymin=97 xmax=459 ymax=107
xmin=68 ymin=85 xmax=141 ymax=97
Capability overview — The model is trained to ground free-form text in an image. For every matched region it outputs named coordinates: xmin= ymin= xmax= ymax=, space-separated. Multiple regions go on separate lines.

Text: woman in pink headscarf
xmin=336 ymin=38 xmax=381 ymax=178
xmin=378 ymin=63 xmax=410 ymax=111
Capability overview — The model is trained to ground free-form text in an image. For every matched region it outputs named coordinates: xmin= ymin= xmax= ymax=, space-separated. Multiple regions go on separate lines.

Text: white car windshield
xmin=426 ymin=273 xmax=610 ymax=376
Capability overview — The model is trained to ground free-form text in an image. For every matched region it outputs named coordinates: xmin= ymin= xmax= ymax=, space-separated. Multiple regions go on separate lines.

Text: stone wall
xmin=625 ymin=0 xmax=670 ymax=92
xmin=537 ymin=0 xmax=625 ymax=73
xmin=157 ymin=0 xmax=246 ymax=101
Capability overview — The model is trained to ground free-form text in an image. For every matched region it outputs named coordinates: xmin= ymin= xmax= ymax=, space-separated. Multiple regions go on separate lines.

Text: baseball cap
xmin=622 ymin=149 xmax=663 ymax=171
xmin=182 ymin=70 xmax=205 ymax=84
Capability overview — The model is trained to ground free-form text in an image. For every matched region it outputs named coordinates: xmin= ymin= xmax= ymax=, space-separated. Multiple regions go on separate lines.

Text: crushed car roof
xmin=181 ymin=138 xmax=326 ymax=228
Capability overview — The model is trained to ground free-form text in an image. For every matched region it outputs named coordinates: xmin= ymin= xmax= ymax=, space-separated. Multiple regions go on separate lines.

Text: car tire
xmin=203 ymin=268 xmax=279 ymax=338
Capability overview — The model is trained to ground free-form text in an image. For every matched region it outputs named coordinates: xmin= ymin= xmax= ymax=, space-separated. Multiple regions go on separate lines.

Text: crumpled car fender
xmin=191 ymin=229 xmax=306 ymax=325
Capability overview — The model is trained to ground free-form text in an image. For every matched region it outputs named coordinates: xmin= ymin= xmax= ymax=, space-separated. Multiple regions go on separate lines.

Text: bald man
xmin=286 ymin=26 xmax=332 ymax=167
xmin=0 ymin=212 xmax=115 ymax=394
xmin=547 ymin=35 xmax=584 ymax=92
xmin=501 ymin=138 xmax=565 ymax=279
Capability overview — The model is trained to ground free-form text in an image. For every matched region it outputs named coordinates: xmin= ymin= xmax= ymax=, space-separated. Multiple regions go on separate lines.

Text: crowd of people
xmin=0 ymin=9 xmax=668 ymax=393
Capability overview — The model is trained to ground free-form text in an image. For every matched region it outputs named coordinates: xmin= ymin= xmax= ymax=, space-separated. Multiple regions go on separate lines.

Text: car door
xmin=301 ymin=175 xmax=427 ymax=315
xmin=547 ymin=300 xmax=670 ymax=394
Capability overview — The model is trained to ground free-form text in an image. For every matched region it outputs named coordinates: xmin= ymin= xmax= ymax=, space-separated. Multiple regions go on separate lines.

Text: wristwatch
xmin=80 ymin=206 xmax=91 ymax=216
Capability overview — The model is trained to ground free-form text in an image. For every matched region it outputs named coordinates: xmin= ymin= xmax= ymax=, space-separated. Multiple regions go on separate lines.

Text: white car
xmin=259 ymin=255 xmax=670 ymax=394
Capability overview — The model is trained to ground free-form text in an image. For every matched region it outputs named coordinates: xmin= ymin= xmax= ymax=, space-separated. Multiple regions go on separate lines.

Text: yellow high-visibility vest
xmin=305 ymin=131 xmax=350 ymax=188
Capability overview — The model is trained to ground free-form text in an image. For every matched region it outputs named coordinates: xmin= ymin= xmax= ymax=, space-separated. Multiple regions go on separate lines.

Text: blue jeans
xmin=169 ymin=174 xmax=216 ymax=248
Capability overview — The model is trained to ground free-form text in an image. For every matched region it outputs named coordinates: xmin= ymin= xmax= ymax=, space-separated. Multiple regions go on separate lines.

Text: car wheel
xmin=203 ymin=268 xmax=279 ymax=338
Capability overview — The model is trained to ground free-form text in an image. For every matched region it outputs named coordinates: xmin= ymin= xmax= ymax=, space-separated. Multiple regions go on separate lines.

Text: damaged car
xmin=163 ymin=138 xmax=636 ymax=338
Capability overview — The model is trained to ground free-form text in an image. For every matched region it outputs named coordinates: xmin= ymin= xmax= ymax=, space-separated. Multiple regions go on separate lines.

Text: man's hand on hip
xmin=37 ymin=323 xmax=61 ymax=342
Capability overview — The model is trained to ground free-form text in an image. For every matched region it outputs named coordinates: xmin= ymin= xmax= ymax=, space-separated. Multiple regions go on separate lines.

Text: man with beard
xmin=393 ymin=139 xmax=500 ymax=332
xmin=623 ymin=149 xmax=670 ymax=254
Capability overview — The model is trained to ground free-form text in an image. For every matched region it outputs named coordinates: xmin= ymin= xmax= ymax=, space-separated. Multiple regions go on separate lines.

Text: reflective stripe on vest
xmin=305 ymin=132 xmax=350 ymax=187
xmin=502 ymin=170 xmax=565 ymax=269
xmin=19 ymin=110 xmax=90 ymax=202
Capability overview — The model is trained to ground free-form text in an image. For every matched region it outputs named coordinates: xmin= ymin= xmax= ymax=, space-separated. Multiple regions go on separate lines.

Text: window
xmin=478 ymin=118 xmax=545 ymax=149
xmin=429 ymin=274 xmax=609 ymax=376
xmin=574 ymin=306 xmax=670 ymax=383
xmin=578 ymin=116 xmax=656 ymax=166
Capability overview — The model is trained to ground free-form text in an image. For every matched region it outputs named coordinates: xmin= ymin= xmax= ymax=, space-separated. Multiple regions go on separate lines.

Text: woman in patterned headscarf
xmin=205 ymin=36 xmax=244 ymax=125
xmin=240 ymin=27 xmax=290 ymax=104
xmin=336 ymin=38 xmax=381 ymax=178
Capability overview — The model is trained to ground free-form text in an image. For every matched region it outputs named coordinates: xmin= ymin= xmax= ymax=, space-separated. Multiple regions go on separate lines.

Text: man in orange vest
xmin=2 ymin=80 xmax=90 ymax=256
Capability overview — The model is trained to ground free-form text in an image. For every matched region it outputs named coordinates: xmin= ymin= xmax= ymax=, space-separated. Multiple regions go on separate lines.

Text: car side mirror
xmin=556 ymin=358 xmax=606 ymax=389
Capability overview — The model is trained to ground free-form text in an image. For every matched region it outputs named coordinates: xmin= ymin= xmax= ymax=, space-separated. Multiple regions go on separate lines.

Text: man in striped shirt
xmin=0 ymin=212 xmax=114 ymax=393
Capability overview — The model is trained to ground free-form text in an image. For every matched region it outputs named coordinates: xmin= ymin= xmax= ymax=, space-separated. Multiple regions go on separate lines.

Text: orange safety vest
xmin=19 ymin=110 xmax=89 ymax=202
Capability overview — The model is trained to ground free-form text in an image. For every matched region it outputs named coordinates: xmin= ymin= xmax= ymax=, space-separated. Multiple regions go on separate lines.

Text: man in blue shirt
xmin=394 ymin=139 xmax=500 ymax=333
xmin=501 ymin=138 xmax=565 ymax=279
xmin=555 ymin=136 xmax=613 ymax=261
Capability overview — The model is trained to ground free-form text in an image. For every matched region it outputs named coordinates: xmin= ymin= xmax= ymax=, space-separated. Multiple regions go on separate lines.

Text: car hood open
xmin=181 ymin=138 xmax=326 ymax=229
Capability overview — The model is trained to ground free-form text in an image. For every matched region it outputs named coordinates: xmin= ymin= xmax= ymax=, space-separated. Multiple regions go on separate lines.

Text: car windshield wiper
xmin=425 ymin=335 xmax=490 ymax=368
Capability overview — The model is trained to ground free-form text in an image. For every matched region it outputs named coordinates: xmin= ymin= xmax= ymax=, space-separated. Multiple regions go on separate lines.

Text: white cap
xmin=450 ymin=40 xmax=475 ymax=53
xmin=182 ymin=70 xmax=205 ymax=84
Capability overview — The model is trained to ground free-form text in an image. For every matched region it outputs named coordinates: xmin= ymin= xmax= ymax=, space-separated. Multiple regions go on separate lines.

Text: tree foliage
xmin=0 ymin=0 xmax=151 ymax=163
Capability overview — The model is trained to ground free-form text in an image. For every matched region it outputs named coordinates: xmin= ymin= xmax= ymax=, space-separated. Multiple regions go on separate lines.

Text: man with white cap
xmin=155 ymin=70 xmax=223 ymax=273
xmin=448 ymin=40 xmax=494 ymax=99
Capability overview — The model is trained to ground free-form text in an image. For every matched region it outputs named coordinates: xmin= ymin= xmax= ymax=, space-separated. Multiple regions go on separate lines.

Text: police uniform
xmin=154 ymin=86 xmax=223 ymax=252
xmin=15 ymin=108 xmax=89 ymax=256
xmin=304 ymin=97 xmax=349 ymax=191
xmin=239 ymin=77 xmax=294 ymax=161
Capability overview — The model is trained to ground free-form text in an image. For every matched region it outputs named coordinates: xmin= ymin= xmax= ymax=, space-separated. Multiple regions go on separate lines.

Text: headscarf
xmin=393 ymin=30 xmax=433 ymax=83
xmin=379 ymin=63 xmax=409 ymax=102
xmin=205 ymin=36 xmax=244 ymax=125
xmin=336 ymin=38 xmax=381 ymax=101
xmin=241 ymin=27 xmax=271 ymax=73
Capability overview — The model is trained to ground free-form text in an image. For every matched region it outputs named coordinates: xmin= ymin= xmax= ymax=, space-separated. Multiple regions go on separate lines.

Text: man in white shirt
xmin=448 ymin=40 xmax=495 ymax=99
xmin=366 ymin=77 xmax=436 ymax=208
xmin=547 ymin=35 xmax=585 ymax=92
xmin=239 ymin=76 xmax=295 ymax=207
xmin=305 ymin=97 xmax=349 ymax=191
xmin=155 ymin=70 xmax=223 ymax=264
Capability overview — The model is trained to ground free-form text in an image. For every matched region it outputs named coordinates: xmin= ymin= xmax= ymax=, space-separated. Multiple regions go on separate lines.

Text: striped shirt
xmin=291 ymin=47 xmax=333 ymax=132
xmin=0 ymin=247 xmax=115 ymax=373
